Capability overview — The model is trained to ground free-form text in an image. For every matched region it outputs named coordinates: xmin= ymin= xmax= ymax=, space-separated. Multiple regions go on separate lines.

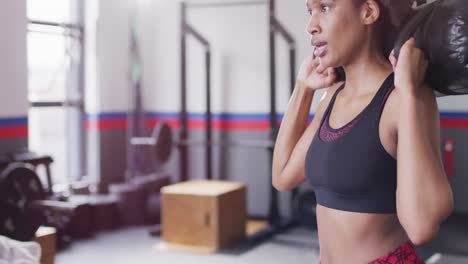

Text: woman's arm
xmin=272 ymin=83 xmax=315 ymax=191
xmin=390 ymin=38 xmax=454 ymax=245
xmin=272 ymin=55 xmax=337 ymax=191
xmin=272 ymin=82 xmax=339 ymax=191
xmin=396 ymin=86 xmax=453 ymax=245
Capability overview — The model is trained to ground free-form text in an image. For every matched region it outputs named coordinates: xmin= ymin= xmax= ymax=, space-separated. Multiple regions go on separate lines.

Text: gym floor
xmin=55 ymin=214 xmax=468 ymax=264
xmin=57 ymin=226 xmax=321 ymax=264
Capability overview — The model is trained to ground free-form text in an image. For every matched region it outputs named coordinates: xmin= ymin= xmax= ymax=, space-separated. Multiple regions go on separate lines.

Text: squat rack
xmin=180 ymin=0 xmax=298 ymax=239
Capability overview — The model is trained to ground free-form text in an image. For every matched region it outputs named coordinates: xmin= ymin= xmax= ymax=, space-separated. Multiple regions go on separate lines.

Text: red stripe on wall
xmin=86 ymin=117 xmax=468 ymax=131
xmin=213 ymin=120 xmax=271 ymax=131
xmin=144 ymin=119 xmax=180 ymax=129
xmin=0 ymin=127 xmax=28 ymax=138
xmin=86 ymin=120 xmax=128 ymax=130
xmin=440 ymin=119 xmax=468 ymax=129
xmin=144 ymin=119 xmax=271 ymax=131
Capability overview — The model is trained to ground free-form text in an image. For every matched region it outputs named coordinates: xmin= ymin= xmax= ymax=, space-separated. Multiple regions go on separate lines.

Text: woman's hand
xmin=389 ymin=37 xmax=429 ymax=97
xmin=297 ymin=54 xmax=336 ymax=91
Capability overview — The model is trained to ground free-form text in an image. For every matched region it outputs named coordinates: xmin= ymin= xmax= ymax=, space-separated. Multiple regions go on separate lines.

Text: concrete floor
xmin=56 ymin=214 xmax=468 ymax=264
xmin=56 ymin=226 xmax=321 ymax=264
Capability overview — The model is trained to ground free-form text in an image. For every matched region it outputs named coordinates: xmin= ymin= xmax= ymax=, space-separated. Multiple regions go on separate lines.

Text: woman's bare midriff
xmin=316 ymin=204 xmax=410 ymax=264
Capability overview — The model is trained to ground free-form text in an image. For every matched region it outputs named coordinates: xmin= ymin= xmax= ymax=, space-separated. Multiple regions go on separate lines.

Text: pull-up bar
xmin=272 ymin=18 xmax=295 ymax=46
xmin=183 ymin=23 xmax=210 ymax=48
xmin=28 ymin=20 xmax=83 ymax=31
xmin=187 ymin=0 xmax=267 ymax=9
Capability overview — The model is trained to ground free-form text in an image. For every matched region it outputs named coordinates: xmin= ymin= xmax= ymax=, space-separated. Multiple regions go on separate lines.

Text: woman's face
xmin=306 ymin=0 xmax=370 ymax=68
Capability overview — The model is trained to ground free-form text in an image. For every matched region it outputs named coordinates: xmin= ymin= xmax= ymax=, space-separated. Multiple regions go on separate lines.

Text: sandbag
xmin=394 ymin=0 xmax=468 ymax=96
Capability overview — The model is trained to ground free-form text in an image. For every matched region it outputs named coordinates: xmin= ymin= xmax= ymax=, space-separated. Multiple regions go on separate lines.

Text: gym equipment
xmin=129 ymin=0 xmax=313 ymax=237
xmin=0 ymin=163 xmax=46 ymax=241
xmin=131 ymin=122 xmax=275 ymax=163
xmin=35 ymin=199 xmax=92 ymax=243
xmin=109 ymin=172 xmax=171 ymax=226
xmin=393 ymin=0 xmax=468 ymax=96
xmin=34 ymin=226 xmax=57 ymax=264
xmin=5 ymin=152 xmax=54 ymax=196
xmin=0 ymin=162 xmax=92 ymax=247
xmin=63 ymin=194 xmax=119 ymax=233
xmin=0 ymin=154 xmax=94 ymax=248
xmin=131 ymin=123 xmax=173 ymax=163
xmin=161 ymin=180 xmax=246 ymax=251
xmin=126 ymin=7 xmax=146 ymax=180
xmin=178 ymin=0 xmax=301 ymax=243
xmin=130 ymin=172 xmax=171 ymax=224
xmin=180 ymin=0 xmax=295 ymax=182
xmin=109 ymin=183 xmax=147 ymax=226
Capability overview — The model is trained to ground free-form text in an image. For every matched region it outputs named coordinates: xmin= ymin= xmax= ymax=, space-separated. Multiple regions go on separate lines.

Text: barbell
xmin=130 ymin=122 xmax=276 ymax=163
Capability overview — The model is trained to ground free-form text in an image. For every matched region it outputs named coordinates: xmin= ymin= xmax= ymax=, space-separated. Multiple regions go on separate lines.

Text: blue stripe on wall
xmin=85 ymin=111 xmax=468 ymax=122
xmin=440 ymin=112 xmax=468 ymax=118
xmin=0 ymin=117 xmax=28 ymax=126
xmin=86 ymin=112 xmax=128 ymax=120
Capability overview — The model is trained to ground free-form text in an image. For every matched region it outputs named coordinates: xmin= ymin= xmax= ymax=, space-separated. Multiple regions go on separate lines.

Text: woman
xmin=272 ymin=0 xmax=454 ymax=263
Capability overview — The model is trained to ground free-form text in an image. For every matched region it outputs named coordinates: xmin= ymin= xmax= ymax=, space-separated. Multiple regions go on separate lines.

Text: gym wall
xmin=84 ymin=0 xmax=468 ymax=216
xmin=138 ymin=0 xmax=316 ymax=218
xmin=0 ymin=0 xmax=29 ymax=156
xmin=84 ymin=0 xmax=131 ymax=191
xmin=85 ymin=0 xmax=315 ymax=217
xmin=438 ymin=95 xmax=468 ymax=213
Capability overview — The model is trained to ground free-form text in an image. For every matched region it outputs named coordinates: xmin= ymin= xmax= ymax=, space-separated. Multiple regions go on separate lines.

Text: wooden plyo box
xmin=161 ymin=180 xmax=246 ymax=251
xmin=34 ymin=226 xmax=56 ymax=264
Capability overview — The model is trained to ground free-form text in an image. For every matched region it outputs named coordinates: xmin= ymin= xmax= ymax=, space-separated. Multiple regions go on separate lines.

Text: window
xmin=27 ymin=0 xmax=85 ymax=190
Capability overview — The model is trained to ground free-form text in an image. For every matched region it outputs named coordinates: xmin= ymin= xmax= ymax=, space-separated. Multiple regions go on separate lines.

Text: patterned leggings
xmin=320 ymin=241 xmax=426 ymax=264
xmin=368 ymin=241 xmax=426 ymax=263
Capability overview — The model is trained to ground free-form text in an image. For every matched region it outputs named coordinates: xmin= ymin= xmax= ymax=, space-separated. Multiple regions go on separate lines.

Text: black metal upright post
xmin=180 ymin=2 xmax=189 ymax=182
xmin=288 ymin=45 xmax=298 ymax=208
xmin=270 ymin=14 xmax=298 ymax=219
xmin=77 ymin=1 xmax=86 ymax=182
xmin=268 ymin=0 xmax=280 ymax=226
xmin=289 ymin=50 xmax=296 ymax=95
xmin=181 ymin=2 xmax=212 ymax=182
xmin=206 ymin=50 xmax=213 ymax=180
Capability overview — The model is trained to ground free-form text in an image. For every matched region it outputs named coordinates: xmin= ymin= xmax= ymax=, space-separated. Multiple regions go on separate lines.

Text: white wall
xmin=85 ymin=0 xmax=100 ymax=114
xmin=137 ymin=0 xmax=468 ymax=115
xmin=0 ymin=0 xmax=28 ymax=118
xmin=138 ymin=0 xmax=317 ymax=114
xmin=438 ymin=95 xmax=468 ymax=111
xmin=85 ymin=0 xmax=131 ymax=114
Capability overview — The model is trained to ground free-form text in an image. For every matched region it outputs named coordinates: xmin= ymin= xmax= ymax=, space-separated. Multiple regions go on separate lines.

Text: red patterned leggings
xmin=320 ymin=241 xmax=426 ymax=264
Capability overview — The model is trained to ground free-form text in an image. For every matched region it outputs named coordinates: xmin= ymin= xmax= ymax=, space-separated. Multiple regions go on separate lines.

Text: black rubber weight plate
xmin=0 ymin=163 xmax=45 ymax=240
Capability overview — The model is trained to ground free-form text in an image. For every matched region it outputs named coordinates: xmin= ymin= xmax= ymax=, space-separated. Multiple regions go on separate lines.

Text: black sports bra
xmin=305 ymin=73 xmax=397 ymax=213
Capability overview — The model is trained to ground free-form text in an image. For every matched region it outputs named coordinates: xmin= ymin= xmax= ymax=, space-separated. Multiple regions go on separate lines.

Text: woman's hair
xmin=354 ymin=0 xmax=415 ymax=57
